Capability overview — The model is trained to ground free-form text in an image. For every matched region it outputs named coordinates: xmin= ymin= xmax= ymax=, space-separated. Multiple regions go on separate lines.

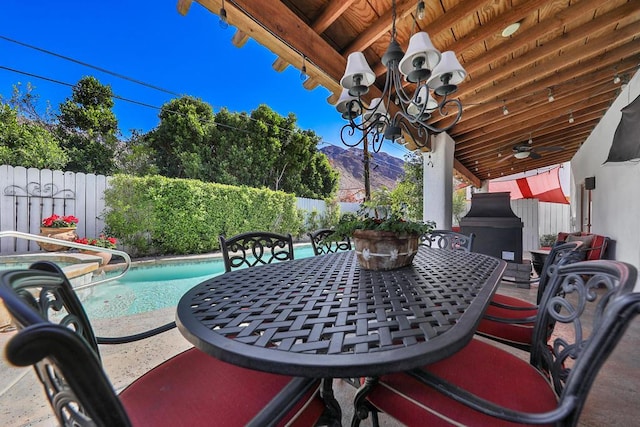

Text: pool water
xmin=81 ymin=244 xmax=317 ymax=318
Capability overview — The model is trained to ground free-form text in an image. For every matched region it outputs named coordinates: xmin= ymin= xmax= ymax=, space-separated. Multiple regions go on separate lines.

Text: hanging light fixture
xmin=335 ymin=0 xmax=465 ymax=152
xmin=219 ymin=0 xmax=229 ymax=29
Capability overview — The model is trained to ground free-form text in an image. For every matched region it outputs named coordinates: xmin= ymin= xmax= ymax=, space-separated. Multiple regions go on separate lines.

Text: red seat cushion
xmin=368 ymin=339 xmax=558 ymax=426
xmin=476 ymin=294 xmax=537 ymax=346
xmin=120 ymin=348 xmax=325 ymax=427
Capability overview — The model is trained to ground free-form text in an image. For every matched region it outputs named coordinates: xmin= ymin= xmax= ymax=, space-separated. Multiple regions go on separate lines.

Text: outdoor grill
xmin=460 ymin=192 xmax=523 ymax=263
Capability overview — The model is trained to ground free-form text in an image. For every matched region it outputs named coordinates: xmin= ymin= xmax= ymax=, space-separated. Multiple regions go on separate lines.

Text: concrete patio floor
xmin=1 ymin=272 xmax=638 ymax=426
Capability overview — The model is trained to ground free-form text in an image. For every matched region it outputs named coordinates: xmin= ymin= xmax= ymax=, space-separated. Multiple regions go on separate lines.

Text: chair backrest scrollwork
xmin=219 ymin=231 xmax=295 ymax=272
xmin=529 ymin=260 xmax=638 ymax=426
xmin=308 ymin=228 xmax=352 ymax=256
xmin=1 ymin=262 xmax=132 ymax=426
xmin=420 ymin=230 xmax=475 ymax=252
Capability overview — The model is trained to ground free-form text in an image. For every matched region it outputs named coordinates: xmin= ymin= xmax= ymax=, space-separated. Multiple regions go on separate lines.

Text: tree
xmin=0 ymin=104 xmax=67 ymax=169
xmin=145 ymin=96 xmax=215 ymax=180
xmin=391 ymin=152 xmax=423 ymax=220
xmin=3 ymin=82 xmax=55 ymax=127
xmin=212 ymin=105 xmax=338 ymax=198
xmin=57 ymin=76 xmax=119 ymax=174
xmin=146 ymin=99 xmax=338 ymax=198
xmin=114 ymin=129 xmax=159 ymax=176
xmin=452 ymin=188 xmax=468 ymax=225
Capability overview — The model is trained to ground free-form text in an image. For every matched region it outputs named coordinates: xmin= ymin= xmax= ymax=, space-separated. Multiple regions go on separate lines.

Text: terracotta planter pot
xmin=79 ymin=250 xmax=112 ymax=265
xmin=352 ymin=229 xmax=420 ymax=271
xmin=38 ymin=227 xmax=77 ymax=252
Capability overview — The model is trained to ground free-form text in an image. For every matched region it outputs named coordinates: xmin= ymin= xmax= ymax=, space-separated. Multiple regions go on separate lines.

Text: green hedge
xmin=103 ymin=175 xmax=303 ymax=255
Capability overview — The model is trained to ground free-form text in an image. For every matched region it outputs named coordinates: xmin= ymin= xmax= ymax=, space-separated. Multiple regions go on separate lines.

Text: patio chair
xmin=0 ymin=261 xmax=333 ymax=427
xmin=219 ymin=231 xmax=294 ymax=272
xmin=352 ymin=259 xmax=639 ymax=427
xmin=308 ymin=228 xmax=352 ymax=256
xmin=476 ymin=241 xmax=583 ymax=351
xmin=420 ymin=230 xmax=475 ymax=252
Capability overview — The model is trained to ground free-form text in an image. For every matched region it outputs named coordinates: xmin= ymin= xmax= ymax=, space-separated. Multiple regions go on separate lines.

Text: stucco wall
xmin=570 ymin=70 xmax=640 ymax=290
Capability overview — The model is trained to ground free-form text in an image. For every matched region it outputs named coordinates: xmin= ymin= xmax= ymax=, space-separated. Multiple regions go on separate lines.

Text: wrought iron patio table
xmin=176 ymin=247 xmax=506 ymax=379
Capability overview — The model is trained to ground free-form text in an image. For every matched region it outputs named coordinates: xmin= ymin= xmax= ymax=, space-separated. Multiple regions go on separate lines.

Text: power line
xmin=0 ymin=35 xmax=181 ymax=97
xmin=0 ymin=35 xmax=414 ymax=163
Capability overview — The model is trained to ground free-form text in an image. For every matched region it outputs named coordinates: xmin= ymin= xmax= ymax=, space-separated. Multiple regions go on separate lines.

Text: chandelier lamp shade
xmin=335 ymin=0 xmax=466 ymax=152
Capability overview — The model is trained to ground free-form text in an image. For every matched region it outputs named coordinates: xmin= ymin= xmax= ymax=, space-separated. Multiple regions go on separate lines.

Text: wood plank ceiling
xmin=179 ymin=0 xmax=640 ymax=187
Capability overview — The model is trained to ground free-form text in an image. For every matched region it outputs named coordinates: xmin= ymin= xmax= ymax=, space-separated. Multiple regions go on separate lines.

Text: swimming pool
xmin=81 ymin=244 xmax=317 ymax=319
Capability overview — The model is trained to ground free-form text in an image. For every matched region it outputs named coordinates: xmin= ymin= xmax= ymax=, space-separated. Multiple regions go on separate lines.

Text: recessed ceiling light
xmin=501 ymin=22 xmax=521 ymax=38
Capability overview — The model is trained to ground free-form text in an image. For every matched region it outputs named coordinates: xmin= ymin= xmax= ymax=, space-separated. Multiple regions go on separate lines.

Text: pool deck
xmin=1 ymin=258 xmax=639 ymax=426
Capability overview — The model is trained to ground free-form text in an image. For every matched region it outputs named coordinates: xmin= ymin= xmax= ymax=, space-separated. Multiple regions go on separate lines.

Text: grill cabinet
xmin=460 ymin=192 xmax=523 ymax=263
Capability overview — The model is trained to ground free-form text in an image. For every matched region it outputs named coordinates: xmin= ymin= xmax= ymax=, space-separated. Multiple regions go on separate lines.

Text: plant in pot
xmin=331 ymin=192 xmax=435 ymax=271
xmin=74 ymin=234 xmax=117 ymax=265
xmin=39 ymin=214 xmax=79 ymax=252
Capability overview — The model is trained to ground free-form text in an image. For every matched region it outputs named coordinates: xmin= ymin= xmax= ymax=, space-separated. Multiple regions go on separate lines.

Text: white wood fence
xmin=0 ymin=165 xmax=109 ymax=254
xmin=1 ymin=165 xmax=570 ymax=255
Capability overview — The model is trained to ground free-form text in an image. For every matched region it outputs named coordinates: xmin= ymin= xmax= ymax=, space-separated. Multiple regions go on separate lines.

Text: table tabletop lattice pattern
xmin=181 ymin=249 xmax=501 ymax=375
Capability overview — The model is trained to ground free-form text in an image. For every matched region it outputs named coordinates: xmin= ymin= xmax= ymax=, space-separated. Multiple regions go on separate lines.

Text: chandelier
xmin=335 ymin=0 xmax=466 ymax=152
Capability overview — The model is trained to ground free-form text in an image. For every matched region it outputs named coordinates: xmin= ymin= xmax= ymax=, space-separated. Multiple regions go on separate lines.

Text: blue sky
xmin=0 ymin=0 xmax=412 ymax=160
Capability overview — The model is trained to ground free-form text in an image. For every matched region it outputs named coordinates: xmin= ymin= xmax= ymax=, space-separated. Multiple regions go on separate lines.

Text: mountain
xmin=320 ymin=145 xmax=405 ymax=202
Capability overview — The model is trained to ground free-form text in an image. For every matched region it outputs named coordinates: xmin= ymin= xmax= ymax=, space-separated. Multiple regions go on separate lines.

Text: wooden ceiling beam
xmin=431 ymin=43 xmax=640 ymax=131
xmin=457 ymin=9 xmax=640 ymax=104
xmin=231 ymin=30 xmax=249 ymax=47
xmin=461 ymin=0 xmax=613 ymax=78
xmin=454 ymin=91 xmax=614 ymax=148
xmin=312 ymin=0 xmax=357 ymax=34
xmin=453 ymin=78 xmax=619 ymax=136
xmin=460 ymin=116 xmax=602 ymax=158
xmin=453 ymin=158 xmax=481 ymax=188
xmin=452 ymin=58 xmax=639 ymax=127
xmin=457 ymin=104 xmax=611 ymax=149
xmin=272 ymin=57 xmax=289 ymax=72
xmin=344 ymin=0 xmax=417 ymax=56
xmin=457 ymin=111 xmax=607 ymax=161
xmin=437 ymin=0 xmax=549 ymax=55
xmin=461 ymin=127 xmax=596 ymax=165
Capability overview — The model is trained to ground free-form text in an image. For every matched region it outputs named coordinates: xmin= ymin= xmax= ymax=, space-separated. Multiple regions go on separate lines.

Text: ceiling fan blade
xmin=498 ymin=153 xmax=514 ymax=163
xmin=529 ymin=151 xmax=542 ymax=159
xmin=537 ymin=146 xmax=564 ymax=152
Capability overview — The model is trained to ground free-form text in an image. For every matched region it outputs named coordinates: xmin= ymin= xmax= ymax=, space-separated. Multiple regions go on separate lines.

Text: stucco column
xmin=423 ymin=133 xmax=454 ymax=230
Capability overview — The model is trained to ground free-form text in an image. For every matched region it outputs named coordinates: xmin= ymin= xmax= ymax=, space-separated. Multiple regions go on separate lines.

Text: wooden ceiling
xmin=179 ymin=0 xmax=640 ymax=187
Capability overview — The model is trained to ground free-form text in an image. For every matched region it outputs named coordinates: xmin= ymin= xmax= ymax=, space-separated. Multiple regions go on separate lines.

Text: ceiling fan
xmin=499 ymin=139 xmax=564 ymax=162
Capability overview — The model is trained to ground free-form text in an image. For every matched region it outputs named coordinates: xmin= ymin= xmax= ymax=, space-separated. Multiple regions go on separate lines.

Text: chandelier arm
xmin=397 ymin=119 xmax=430 ymax=149
xmin=368 ymin=130 xmax=385 ymax=153
xmin=407 ymin=98 xmax=463 ymax=133
xmin=340 ymin=123 xmax=367 ymax=148
xmin=390 ymin=65 xmax=414 ymax=106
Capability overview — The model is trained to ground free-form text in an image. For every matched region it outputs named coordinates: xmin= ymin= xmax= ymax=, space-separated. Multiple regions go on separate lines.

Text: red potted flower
xmin=38 ymin=214 xmax=79 ymax=252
